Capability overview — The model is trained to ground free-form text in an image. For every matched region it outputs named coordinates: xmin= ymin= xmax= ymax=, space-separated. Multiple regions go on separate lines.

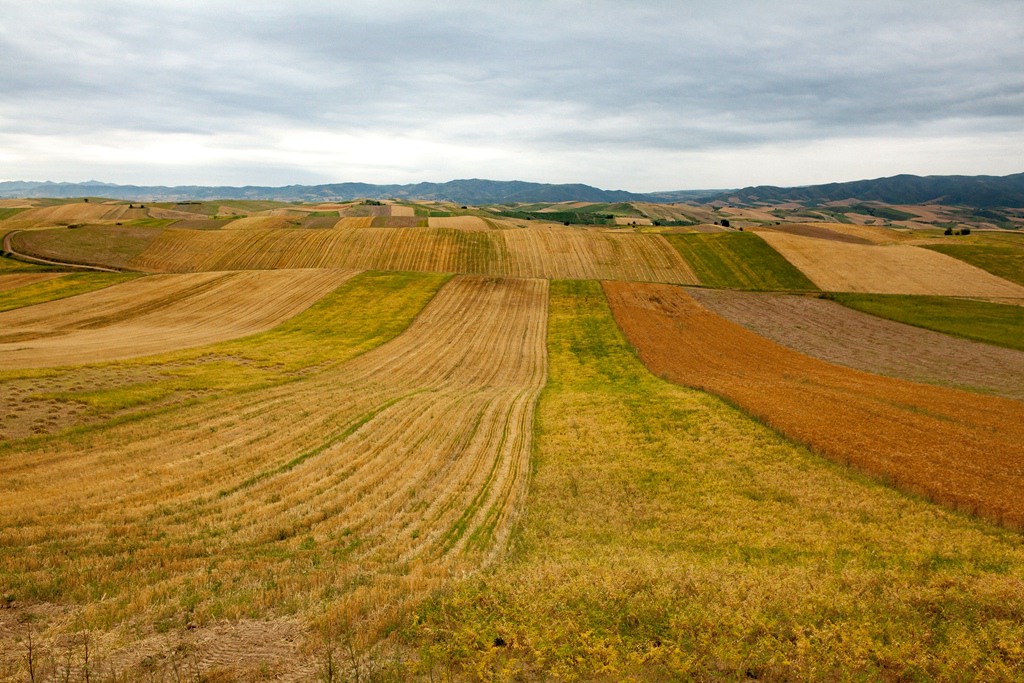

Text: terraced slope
xmin=663 ymin=232 xmax=817 ymax=290
xmin=127 ymin=225 xmax=698 ymax=283
xmin=0 ymin=275 xmax=548 ymax=677
xmin=604 ymin=281 xmax=1024 ymax=529
xmin=689 ymin=288 xmax=1024 ymax=400
xmin=757 ymin=230 xmax=1024 ymax=297
xmin=0 ymin=269 xmax=354 ymax=367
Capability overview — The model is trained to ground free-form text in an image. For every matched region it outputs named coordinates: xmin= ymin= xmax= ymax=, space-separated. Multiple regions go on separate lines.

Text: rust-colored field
xmin=0 ymin=275 xmax=547 ymax=673
xmin=0 ymin=269 xmax=354 ymax=368
xmin=689 ymin=288 xmax=1024 ymax=400
xmin=128 ymin=225 xmax=699 ymax=283
xmin=0 ymin=272 xmax=64 ymax=292
xmin=604 ymin=281 xmax=1024 ymax=529
xmin=757 ymin=230 xmax=1024 ymax=297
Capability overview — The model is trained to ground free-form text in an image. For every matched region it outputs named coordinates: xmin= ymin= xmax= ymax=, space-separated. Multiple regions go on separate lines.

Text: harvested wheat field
xmin=426 ymin=215 xmax=490 ymax=230
xmin=0 ymin=269 xmax=354 ymax=368
xmin=689 ymin=288 xmax=1024 ymax=400
xmin=127 ymin=225 xmax=698 ymax=283
xmin=0 ymin=275 xmax=547 ymax=679
xmin=757 ymin=230 xmax=1024 ymax=297
xmin=604 ymin=281 xmax=1024 ymax=529
xmin=0 ymin=272 xmax=64 ymax=292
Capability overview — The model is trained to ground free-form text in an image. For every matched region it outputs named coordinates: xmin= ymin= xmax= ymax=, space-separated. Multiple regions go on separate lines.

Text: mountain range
xmin=1 ymin=173 xmax=1022 ymax=207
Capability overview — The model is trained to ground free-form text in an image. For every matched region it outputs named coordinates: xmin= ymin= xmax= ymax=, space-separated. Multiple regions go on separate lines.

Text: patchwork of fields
xmin=2 ymin=199 xmax=1024 ymax=681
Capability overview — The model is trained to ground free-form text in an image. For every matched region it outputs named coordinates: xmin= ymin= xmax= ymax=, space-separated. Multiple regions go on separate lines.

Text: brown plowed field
xmin=757 ymin=230 xmax=1024 ymax=297
xmin=0 ymin=275 xmax=547 ymax=667
xmin=604 ymin=281 xmax=1024 ymax=529
xmin=0 ymin=272 xmax=64 ymax=292
xmin=128 ymin=226 xmax=699 ymax=283
xmin=689 ymin=288 xmax=1024 ymax=400
xmin=0 ymin=269 xmax=354 ymax=368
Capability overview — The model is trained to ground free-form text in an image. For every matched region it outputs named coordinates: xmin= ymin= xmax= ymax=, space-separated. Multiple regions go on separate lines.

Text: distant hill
xmin=1 ymin=173 xmax=1021 ymax=207
xmin=715 ymin=173 xmax=1024 ymax=208
xmin=0 ymin=179 xmax=719 ymax=205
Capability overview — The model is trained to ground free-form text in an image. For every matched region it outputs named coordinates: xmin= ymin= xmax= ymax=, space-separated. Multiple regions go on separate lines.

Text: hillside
xmin=1 ymin=195 xmax=1024 ymax=681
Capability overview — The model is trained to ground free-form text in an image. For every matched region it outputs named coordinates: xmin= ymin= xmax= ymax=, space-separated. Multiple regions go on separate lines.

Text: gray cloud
xmin=1 ymin=0 xmax=1021 ymax=188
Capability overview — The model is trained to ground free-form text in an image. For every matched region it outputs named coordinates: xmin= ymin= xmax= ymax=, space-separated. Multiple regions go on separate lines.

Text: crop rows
xmin=128 ymin=226 xmax=699 ymax=283
xmin=0 ymin=269 xmax=354 ymax=368
xmin=757 ymin=230 xmax=1024 ymax=297
xmin=604 ymin=281 xmax=1024 ymax=529
xmin=0 ymin=275 xmax=547 ymax=676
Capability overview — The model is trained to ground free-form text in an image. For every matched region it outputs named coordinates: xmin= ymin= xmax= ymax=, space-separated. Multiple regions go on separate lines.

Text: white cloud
xmin=0 ymin=0 xmax=1021 ymax=189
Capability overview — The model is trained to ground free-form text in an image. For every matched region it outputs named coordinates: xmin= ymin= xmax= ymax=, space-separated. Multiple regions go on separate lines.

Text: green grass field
xmin=0 ymin=272 xmax=135 ymax=312
xmin=405 ymin=280 xmax=1024 ymax=681
xmin=831 ymin=293 xmax=1024 ymax=352
xmin=665 ymin=232 xmax=817 ymax=290
xmin=922 ymin=242 xmax=1024 ymax=287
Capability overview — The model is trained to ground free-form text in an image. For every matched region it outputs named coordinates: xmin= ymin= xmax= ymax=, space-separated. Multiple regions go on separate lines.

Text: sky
xmin=1 ymin=0 xmax=1022 ymax=192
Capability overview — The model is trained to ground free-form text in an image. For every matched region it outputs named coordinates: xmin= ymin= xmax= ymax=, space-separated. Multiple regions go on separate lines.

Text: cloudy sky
xmin=1 ymin=1 xmax=1022 ymax=191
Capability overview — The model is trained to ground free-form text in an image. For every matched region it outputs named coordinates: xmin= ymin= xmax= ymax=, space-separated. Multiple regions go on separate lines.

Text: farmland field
xmin=756 ymin=229 xmax=1024 ymax=297
xmin=663 ymin=231 xmax=817 ymax=290
xmin=831 ymin=293 xmax=1024 ymax=351
xmin=406 ymin=280 xmax=1024 ymax=680
xmin=689 ymin=288 xmax=1024 ymax=399
xmin=604 ymin=281 xmax=1024 ymax=529
xmin=0 ymin=269 xmax=354 ymax=368
xmin=2 ymin=198 xmax=1024 ymax=681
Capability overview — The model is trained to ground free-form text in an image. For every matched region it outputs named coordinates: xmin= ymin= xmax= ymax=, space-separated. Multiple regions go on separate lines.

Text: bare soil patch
xmin=604 ymin=281 xmax=1024 ymax=530
xmin=689 ymin=288 xmax=1024 ymax=400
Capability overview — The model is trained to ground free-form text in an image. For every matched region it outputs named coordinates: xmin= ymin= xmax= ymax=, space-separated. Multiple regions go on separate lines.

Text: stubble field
xmin=2 ymin=199 xmax=1024 ymax=681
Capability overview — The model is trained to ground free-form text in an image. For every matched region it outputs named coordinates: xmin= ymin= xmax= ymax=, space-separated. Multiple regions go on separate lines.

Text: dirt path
xmin=604 ymin=281 xmax=1024 ymax=530
xmin=3 ymin=229 xmax=123 ymax=272
xmin=688 ymin=288 xmax=1024 ymax=400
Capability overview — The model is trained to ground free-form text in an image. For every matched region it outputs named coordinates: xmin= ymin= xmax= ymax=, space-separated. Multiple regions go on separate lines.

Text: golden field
xmin=1 ymin=199 xmax=1024 ymax=681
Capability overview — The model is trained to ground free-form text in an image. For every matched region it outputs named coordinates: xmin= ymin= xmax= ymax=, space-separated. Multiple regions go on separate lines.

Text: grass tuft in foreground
xmin=831 ymin=292 xmax=1024 ymax=352
xmin=404 ymin=279 xmax=1024 ymax=681
xmin=664 ymin=231 xmax=817 ymax=290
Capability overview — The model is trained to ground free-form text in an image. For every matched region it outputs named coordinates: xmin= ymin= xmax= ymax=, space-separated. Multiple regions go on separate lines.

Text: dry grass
xmin=0 ymin=272 xmax=64 ymax=292
xmin=604 ymin=281 xmax=1024 ymax=530
xmin=0 ymin=269 xmax=354 ymax=368
xmin=406 ymin=279 xmax=1024 ymax=681
xmin=757 ymin=230 xmax=1024 ymax=297
xmin=0 ymin=274 xmax=547 ymax=678
xmin=127 ymin=225 xmax=699 ymax=283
